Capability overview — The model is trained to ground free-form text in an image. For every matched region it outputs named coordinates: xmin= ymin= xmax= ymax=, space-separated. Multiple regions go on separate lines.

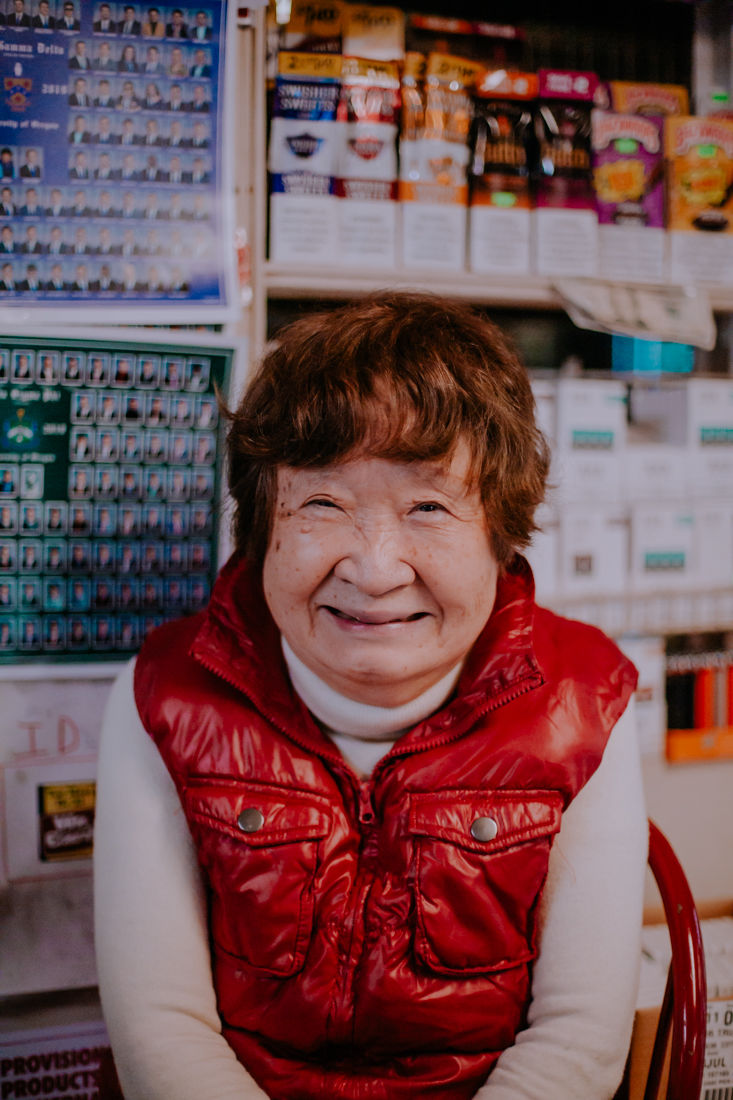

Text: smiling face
xmin=262 ymin=443 xmax=498 ymax=706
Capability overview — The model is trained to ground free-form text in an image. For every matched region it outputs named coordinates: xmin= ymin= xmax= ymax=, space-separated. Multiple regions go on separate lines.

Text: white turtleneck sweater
xmin=94 ymin=650 xmax=646 ymax=1100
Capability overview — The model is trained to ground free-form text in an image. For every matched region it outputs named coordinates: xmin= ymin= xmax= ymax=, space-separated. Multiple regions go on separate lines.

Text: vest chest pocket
xmin=184 ymin=778 xmax=331 ymax=977
xmin=407 ymin=789 xmax=564 ymax=976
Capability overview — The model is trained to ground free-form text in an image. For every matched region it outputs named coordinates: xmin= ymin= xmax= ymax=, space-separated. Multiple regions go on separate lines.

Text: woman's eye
xmin=414 ymin=502 xmax=444 ymax=513
xmin=305 ymin=498 xmax=339 ymax=509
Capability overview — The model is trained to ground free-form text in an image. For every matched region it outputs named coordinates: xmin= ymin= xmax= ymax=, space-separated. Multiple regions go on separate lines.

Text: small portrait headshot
xmin=20 ymin=502 xmax=42 ymax=533
xmin=136 ymin=356 xmax=159 ymax=388
xmin=141 ymin=538 xmax=163 ymax=570
xmin=20 ymin=465 xmax=43 ymax=499
xmin=44 ymin=541 xmax=67 ymax=572
xmin=20 ymin=148 xmax=42 ymax=180
xmin=69 ymin=502 xmax=92 ymax=534
xmin=121 ymin=429 xmax=143 ymax=461
xmin=118 ymin=541 xmax=140 ymax=573
xmin=44 ymin=617 xmax=66 ymax=651
xmin=193 ymin=431 xmax=216 ymax=465
xmin=0 ymin=466 xmax=18 ymax=496
xmin=19 ymin=577 xmax=41 ymax=610
xmin=45 ymin=501 xmax=67 ymax=533
xmin=43 ymin=578 xmax=66 ymax=612
xmin=93 ymin=614 xmax=115 ymax=650
xmin=18 ymin=540 xmax=41 ymax=572
xmin=98 ymin=391 xmax=121 ymax=423
xmin=68 ymin=540 xmax=91 ymax=572
xmin=117 ymin=616 xmax=140 ymax=650
xmin=0 ymin=618 xmax=15 ymax=650
xmin=87 ymin=354 xmax=110 ymax=385
xmin=94 ymin=502 xmax=117 ymax=536
xmin=161 ymin=357 xmax=184 ymax=390
xmin=34 ymin=0 xmax=55 ymax=29
xmin=11 ymin=349 xmax=34 ymax=383
xmin=165 ymin=541 xmax=187 ymax=573
xmin=96 ymin=427 xmax=119 ymax=460
xmin=164 ymin=576 xmax=186 ymax=609
xmin=68 ymin=616 xmax=90 ymax=650
xmin=68 ymin=38 xmax=91 ymax=70
xmin=167 ymin=467 xmax=189 ymax=501
xmin=144 ymin=429 xmax=167 ymax=463
xmin=169 ymin=395 xmax=193 ymax=427
xmin=95 ymin=465 xmax=118 ymax=498
xmin=166 ymin=503 xmax=188 ymax=537
xmin=113 ymin=355 xmax=135 ymax=387
xmin=63 ymin=352 xmax=85 ymax=384
xmin=143 ymin=467 xmax=165 ymax=500
xmin=37 ymin=352 xmax=59 ymax=384
xmin=0 ymin=503 xmax=17 ymax=534
xmin=18 ymin=617 xmax=42 ymax=652
xmin=0 ymin=579 xmax=16 ymax=609
xmin=72 ymin=392 xmax=95 ymax=423
xmin=94 ymin=539 xmax=116 ymax=572
xmin=120 ymin=467 xmax=141 ymax=499
xmin=141 ymin=503 xmax=164 ymax=537
xmin=146 ymin=393 xmax=168 ymax=425
xmin=68 ymin=576 xmax=91 ymax=610
xmin=123 ymin=393 xmax=144 ymax=422
xmin=117 ymin=578 xmax=139 ymax=609
xmin=191 ymin=467 xmax=214 ymax=501
xmin=69 ymin=464 xmax=93 ymax=498
xmin=59 ymin=0 xmax=80 ymax=31
xmin=186 ymin=358 xmax=210 ymax=391
xmin=169 ymin=431 xmax=191 ymax=465
xmin=119 ymin=503 xmax=140 ymax=536
xmin=189 ymin=502 xmax=211 ymax=535
xmin=141 ymin=577 xmax=162 ymax=609
xmin=69 ymin=427 xmax=92 ymax=465
xmin=93 ymin=2 xmax=116 ymax=34
xmin=0 ymin=350 xmax=9 ymax=381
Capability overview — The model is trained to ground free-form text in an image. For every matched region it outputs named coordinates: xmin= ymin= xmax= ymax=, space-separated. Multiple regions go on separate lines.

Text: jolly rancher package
xmin=468 ymin=68 xmax=538 ymax=276
xmin=268 ymin=51 xmax=342 ymax=264
xmin=398 ymin=52 xmax=482 ymax=269
xmin=335 ymin=57 xmax=400 ymax=266
xmin=666 ymin=115 xmax=733 ymax=285
xmin=592 ymin=110 xmax=666 ymax=282
xmin=533 ymin=69 xmax=599 ymax=276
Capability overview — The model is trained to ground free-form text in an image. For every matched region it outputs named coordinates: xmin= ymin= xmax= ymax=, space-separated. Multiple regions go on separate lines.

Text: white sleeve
xmin=93 ymin=659 xmax=269 ymax=1100
xmin=475 ymin=698 xmax=647 ymax=1100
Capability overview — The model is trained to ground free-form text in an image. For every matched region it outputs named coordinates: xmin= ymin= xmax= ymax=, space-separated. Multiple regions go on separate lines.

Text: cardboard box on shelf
xmin=554 ymin=378 xmax=627 ymax=503
xmin=628 ymin=900 xmax=733 ymax=1100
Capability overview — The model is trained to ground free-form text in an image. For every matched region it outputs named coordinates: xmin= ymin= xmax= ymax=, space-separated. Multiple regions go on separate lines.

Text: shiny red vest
xmin=135 ymin=554 xmax=636 ymax=1100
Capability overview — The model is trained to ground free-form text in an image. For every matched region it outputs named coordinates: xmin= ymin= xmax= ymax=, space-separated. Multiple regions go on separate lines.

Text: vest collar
xmin=191 ymin=554 xmax=543 ymax=758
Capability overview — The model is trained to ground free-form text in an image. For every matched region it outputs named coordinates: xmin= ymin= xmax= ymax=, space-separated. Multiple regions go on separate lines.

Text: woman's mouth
xmin=324 ymin=606 xmax=428 ymax=625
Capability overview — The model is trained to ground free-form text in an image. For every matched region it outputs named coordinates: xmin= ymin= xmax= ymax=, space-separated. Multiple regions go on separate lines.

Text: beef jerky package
xmin=399 ymin=51 xmax=481 ymax=269
xmin=592 ymin=109 xmax=666 ymax=281
xmin=533 ymin=68 xmax=599 ymax=276
xmin=666 ymin=115 xmax=733 ymax=285
xmin=268 ymin=51 xmax=341 ymax=263
xmin=468 ymin=68 xmax=538 ymax=275
xmin=334 ymin=56 xmax=400 ymax=265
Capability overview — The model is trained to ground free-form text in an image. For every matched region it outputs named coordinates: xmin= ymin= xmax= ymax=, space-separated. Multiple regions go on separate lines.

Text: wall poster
xmin=0 ymin=0 xmax=236 ymax=321
xmin=0 ymin=330 xmax=233 ymax=662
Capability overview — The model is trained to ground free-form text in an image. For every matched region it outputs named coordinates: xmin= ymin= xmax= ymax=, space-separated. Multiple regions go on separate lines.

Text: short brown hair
xmin=226 ymin=292 xmax=549 ymax=567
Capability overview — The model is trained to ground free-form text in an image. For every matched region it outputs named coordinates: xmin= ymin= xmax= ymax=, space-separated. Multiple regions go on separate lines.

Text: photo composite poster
xmin=0 ymin=0 xmax=236 ymax=320
xmin=0 ymin=332 xmax=232 ymax=662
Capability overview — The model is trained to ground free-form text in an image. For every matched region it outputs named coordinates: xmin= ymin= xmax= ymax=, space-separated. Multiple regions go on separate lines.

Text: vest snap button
xmin=237 ymin=807 xmax=264 ymax=833
xmin=470 ymin=816 xmax=498 ymax=842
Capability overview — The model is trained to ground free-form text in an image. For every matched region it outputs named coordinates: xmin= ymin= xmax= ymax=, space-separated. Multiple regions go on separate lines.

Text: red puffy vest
xmin=135 ymin=554 xmax=637 ymax=1100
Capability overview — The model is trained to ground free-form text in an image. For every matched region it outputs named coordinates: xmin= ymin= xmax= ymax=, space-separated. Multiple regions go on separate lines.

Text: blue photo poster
xmin=0 ymin=0 xmax=235 ymax=320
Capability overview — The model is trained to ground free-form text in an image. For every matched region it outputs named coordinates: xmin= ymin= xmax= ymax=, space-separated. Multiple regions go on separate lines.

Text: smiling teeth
xmin=327 ymin=607 xmax=426 ymax=624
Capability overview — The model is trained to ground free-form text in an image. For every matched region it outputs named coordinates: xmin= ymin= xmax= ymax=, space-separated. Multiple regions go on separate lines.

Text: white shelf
xmin=547 ymin=587 xmax=733 ymax=639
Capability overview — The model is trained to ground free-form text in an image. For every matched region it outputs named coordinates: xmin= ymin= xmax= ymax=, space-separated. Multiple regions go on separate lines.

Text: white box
xmin=695 ymin=500 xmax=733 ymax=588
xmin=628 ymin=382 xmax=688 ymax=447
xmin=629 ymin=502 xmax=696 ymax=593
xmin=525 ymin=504 xmax=560 ymax=606
xmin=400 ymin=202 xmax=467 ymax=269
xmin=598 ymin=224 xmax=666 ymax=284
xmin=668 ymin=229 xmax=733 ymax=286
xmin=335 ymin=198 xmax=397 ymax=267
xmin=686 ymin=377 xmax=733 ymax=448
xmin=469 ymin=206 xmax=531 ymax=275
xmin=533 ymin=207 xmax=599 ymax=277
xmin=616 ymin=634 xmax=667 ymax=757
xmin=269 ymin=193 xmax=339 ymax=265
xmin=558 ymin=507 xmax=628 ymax=598
xmin=554 ymin=378 xmax=627 ymax=504
xmin=623 ymin=445 xmax=688 ymax=503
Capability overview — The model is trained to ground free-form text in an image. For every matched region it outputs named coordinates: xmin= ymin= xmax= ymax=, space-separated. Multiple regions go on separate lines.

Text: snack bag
xmin=282 ymin=0 xmax=343 ymax=53
xmin=342 ymin=4 xmax=405 ymax=62
xmin=608 ymin=80 xmax=689 ymax=118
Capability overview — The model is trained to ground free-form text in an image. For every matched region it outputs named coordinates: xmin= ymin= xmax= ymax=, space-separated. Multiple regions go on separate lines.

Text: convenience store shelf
xmin=263 ymin=264 xmax=733 ymax=314
xmin=548 ymin=587 xmax=733 ymax=639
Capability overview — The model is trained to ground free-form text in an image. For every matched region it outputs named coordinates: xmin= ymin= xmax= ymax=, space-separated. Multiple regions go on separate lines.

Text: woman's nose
xmin=333 ymin=527 xmax=416 ymax=595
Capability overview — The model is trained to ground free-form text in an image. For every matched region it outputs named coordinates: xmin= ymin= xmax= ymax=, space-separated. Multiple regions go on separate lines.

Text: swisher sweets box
xmin=592 ymin=110 xmax=666 ymax=282
xmin=666 ymin=115 xmax=733 ymax=285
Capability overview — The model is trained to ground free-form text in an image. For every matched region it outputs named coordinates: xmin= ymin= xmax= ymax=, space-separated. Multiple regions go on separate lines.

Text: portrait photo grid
xmin=0 ymin=336 xmax=231 ymax=660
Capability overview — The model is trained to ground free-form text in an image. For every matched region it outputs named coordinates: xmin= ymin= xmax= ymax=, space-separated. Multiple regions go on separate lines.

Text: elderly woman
xmin=94 ymin=293 xmax=646 ymax=1100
